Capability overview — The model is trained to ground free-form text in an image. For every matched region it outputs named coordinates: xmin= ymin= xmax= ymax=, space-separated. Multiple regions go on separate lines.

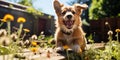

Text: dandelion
xmin=18 ymin=41 xmax=24 ymax=46
xmin=22 ymin=28 xmax=30 ymax=40
xmin=10 ymin=33 xmax=18 ymax=42
xmin=24 ymin=40 xmax=30 ymax=44
xmin=41 ymin=35 xmax=45 ymax=40
xmin=17 ymin=17 xmax=26 ymax=38
xmin=105 ymin=21 xmax=109 ymax=25
xmin=31 ymin=41 xmax=37 ymax=47
xmin=17 ymin=17 xmax=26 ymax=23
xmin=30 ymin=47 xmax=38 ymax=53
xmin=40 ymin=31 xmax=44 ymax=35
xmin=0 ymin=29 xmax=7 ymax=37
xmin=2 ymin=14 xmax=14 ymax=35
xmin=0 ymin=36 xmax=11 ymax=46
xmin=31 ymin=35 xmax=38 ymax=40
xmin=115 ymin=29 xmax=120 ymax=32
xmin=23 ymin=28 xmax=30 ymax=33
xmin=105 ymin=21 xmax=111 ymax=30
xmin=63 ymin=45 xmax=69 ymax=50
xmin=39 ymin=31 xmax=45 ymax=40
xmin=107 ymin=30 xmax=113 ymax=35
xmin=107 ymin=30 xmax=113 ymax=42
xmin=115 ymin=29 xmax=120 ymax=41
xmin=2 ymin=14 xmax=14 ymax=22
xmin=24 ymin=40 xmax=30 ymax=47
xmin=63 ymin=45 xmax=70 ymax=60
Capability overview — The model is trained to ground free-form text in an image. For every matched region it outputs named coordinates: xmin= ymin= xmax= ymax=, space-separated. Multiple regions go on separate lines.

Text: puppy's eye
xmin=72 ymin=11 xmax=75 ymax=14
xmin=62 ymin=11 xmax=66 ymax=15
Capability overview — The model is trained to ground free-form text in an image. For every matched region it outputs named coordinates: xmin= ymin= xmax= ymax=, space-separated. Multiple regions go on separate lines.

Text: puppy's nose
xmin=67 ymin=15 xmax=72 ymax=19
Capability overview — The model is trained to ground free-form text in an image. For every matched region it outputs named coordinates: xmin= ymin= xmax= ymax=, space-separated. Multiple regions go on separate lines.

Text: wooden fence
xmin=90 ymin=17 xmax=120 ymax=42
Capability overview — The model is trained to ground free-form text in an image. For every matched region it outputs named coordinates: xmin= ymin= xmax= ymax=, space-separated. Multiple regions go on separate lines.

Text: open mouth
xmin=63 ymin=20 xmax=74 ymax=29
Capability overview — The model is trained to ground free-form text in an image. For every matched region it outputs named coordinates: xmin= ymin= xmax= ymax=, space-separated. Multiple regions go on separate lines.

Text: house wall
xmin=0 ymin=5 xmax=55 ymax=36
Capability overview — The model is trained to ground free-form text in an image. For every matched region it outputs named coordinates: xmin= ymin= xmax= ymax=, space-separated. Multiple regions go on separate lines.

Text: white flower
xmin=10 ymin=33 xmax=18 ymax=42
xmin=105 ymin=21 xmax=109 ymax=25
xmin=24 ymin=40 xmax=30 ymax=46
xmin=40 ymin=31 xmax=44 ymax=35
xmin=18 ymin=41 xmax=24 ymax=46
xmin=0 ymin=36 xmax=11 ymax=46
xmin=31 ymin=35 xmax=37 ymax=40
xmin=0 ymin=29 xmax=7 ymax=37
xmin=107 ymin=30 xmax=113 ymax=35
xmin=41 ymin=35 xmax=45 ymax=40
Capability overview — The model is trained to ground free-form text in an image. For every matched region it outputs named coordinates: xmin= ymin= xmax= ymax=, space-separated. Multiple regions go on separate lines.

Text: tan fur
xmin=53 ymin=0 xmax=88 ymax=53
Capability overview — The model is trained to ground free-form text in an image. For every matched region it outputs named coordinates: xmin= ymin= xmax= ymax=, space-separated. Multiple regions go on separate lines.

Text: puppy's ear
xmin=75 ymin=4 xmax=88 ymax=9
xmin=74 ymin=4 xmax=88 ymax=15
xmin=53 ymin=0 xmax=63 ymax=15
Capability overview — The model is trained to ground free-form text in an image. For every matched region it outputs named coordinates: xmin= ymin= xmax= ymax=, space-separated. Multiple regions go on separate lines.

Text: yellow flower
xmin=115 ymin=29 xmax=120 ymax=32
xmin=63 ymin=45 xmax=69 ymax=50
xmin=17 ymin=17 xmax=26 ymax=23
xmin=30 ymin=47 xmax=38 ymax=53
xmin=2 ymin=14 xmax=14 ymax=22
xmin=31 ymin=41 xmax=37 ymax=46
xmin=23 ymin=28 xmax=30 ymax=33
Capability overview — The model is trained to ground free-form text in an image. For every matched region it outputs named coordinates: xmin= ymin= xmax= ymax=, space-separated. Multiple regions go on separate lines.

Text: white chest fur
xmin=62 ymin=34 xmax=73 ymax=44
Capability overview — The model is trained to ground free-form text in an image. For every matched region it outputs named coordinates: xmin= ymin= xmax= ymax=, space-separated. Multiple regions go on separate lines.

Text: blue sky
xmin=33 ymin=0 xmax=70 ymax=18
xmin=7 ymin=0 xmax=72 ymax=18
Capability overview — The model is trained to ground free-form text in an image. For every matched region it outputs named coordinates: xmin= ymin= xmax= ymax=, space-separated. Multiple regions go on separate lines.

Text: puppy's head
xmin=53 ymin=0 xmax=88 ymax=29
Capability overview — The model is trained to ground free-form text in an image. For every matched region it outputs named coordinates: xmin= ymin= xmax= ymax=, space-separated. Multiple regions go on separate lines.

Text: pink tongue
xmin=65 ymin=21 xmax=73 ymax=28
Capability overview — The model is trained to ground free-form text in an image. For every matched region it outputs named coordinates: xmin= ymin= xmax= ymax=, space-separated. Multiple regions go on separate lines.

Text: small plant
xmin=84 ymin=29 xmax=120 ymax=60
xmin=0 ymin=14 xmax=27 ymax=59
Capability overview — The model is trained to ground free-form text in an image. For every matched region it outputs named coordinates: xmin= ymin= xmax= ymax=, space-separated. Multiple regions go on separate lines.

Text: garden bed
xmin=0 ymin=43 xmax=105 ymax=60
xmin=0 ymin=14 xmax=120 ymax=60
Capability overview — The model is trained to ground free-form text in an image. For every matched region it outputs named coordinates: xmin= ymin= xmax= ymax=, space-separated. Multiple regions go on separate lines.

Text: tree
xmin=18 ymin=0 xmax=32 ymax=7
xmin=89 ymin=0 xmax=120 ymax=20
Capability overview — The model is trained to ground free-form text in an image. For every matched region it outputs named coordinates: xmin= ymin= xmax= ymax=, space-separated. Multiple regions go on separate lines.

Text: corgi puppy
xmin=53 ymin=0 xmax=88 ymax=53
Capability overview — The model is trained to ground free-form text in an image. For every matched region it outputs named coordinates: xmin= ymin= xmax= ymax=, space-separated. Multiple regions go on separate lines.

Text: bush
xmin=89 ymin=0 xmax=120 ymax=20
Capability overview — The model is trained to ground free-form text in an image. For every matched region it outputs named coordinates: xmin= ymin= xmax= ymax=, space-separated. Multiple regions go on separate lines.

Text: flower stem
xmin=66 ymin=50 xmax=69 ymax=60
xmin=7 ymin=21 xmax=11 ymax=36
xmin=0 ymin=22 xmax=4 ymax=27
xmin=108 ymin=34 xmax=112 ymax=42
xmin=21 ymin=32 xmax=26 ymax=40
xmin=18 ymin=23 xmax=23 ymax=39
xmin=116 ymin=32 xmax=119 ymax=42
